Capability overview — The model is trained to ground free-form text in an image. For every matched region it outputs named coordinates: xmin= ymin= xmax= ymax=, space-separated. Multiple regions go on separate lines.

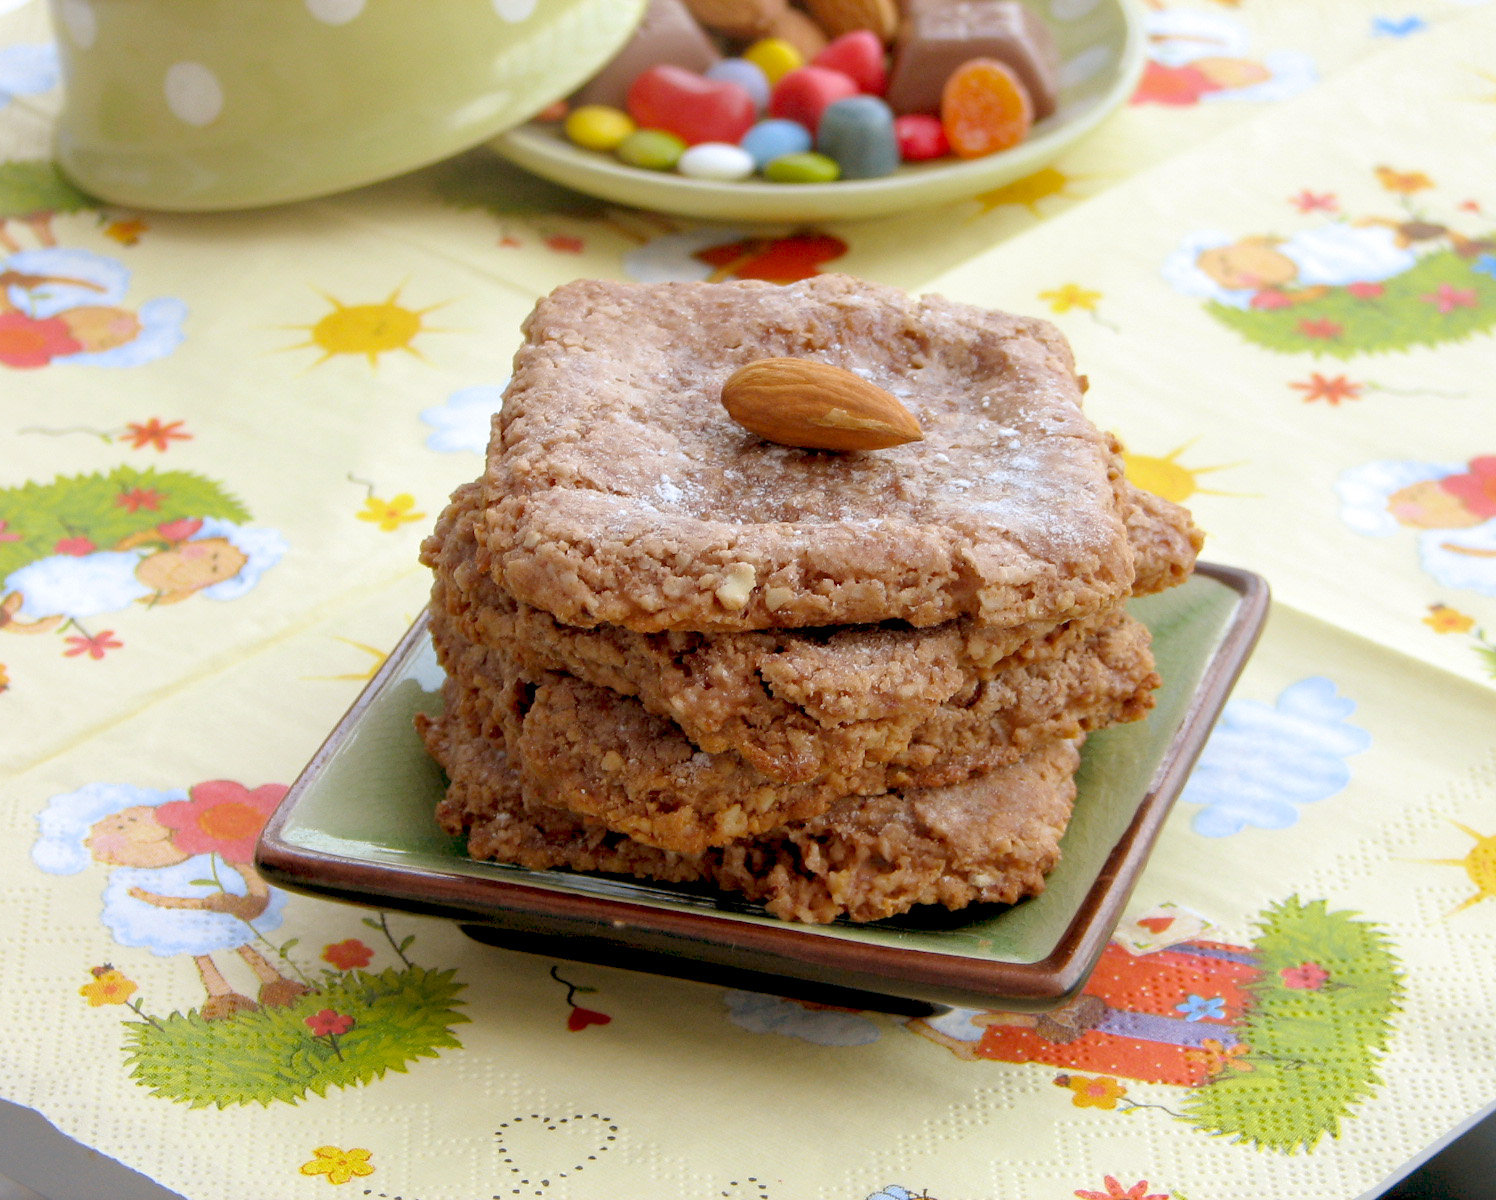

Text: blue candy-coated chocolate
xmin=739 ymin=118 xmax=813 ymax=168
xmin=705 ymin=58 xmax=771 ymax=111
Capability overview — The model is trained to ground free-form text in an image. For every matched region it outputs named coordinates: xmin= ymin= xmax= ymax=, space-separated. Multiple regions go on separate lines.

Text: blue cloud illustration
xmin=722 ymin=990 xmax=881 ymax=1046
xmin=421 ymin=384 xmax=506 ymax=453
xmin=0 ymin=43 xmax=60 ymax=106
xmin=1179 ymin=677 xmax=1371 ymax=837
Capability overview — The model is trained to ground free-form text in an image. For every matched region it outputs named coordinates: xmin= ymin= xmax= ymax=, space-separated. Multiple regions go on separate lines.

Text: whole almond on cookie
xmin=804 ymin=0 xmax=899 ymax=42
xmin=721 ymin=358 xmax=923 ymax=451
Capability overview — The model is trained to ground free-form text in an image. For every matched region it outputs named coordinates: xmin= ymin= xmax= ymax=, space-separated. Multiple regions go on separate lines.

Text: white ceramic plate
xmin=487 ymin=0 xmax=1145 ymax=222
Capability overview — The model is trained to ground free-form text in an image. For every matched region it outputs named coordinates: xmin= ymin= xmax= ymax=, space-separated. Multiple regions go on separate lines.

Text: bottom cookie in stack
xmin=419 ymin=707 xmax=1082 ymax=925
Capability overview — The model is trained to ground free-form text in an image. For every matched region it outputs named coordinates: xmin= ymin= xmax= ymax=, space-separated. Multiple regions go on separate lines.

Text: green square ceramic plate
xmin=257 ymin=563 xmax=1266 ymax=1015
xmin=488 ymin=0 xmax=1147 ymax=223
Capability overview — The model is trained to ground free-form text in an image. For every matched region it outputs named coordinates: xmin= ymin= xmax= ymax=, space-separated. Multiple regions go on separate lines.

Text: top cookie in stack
xmin=419 ymin=273 xmax=1202 ymax=923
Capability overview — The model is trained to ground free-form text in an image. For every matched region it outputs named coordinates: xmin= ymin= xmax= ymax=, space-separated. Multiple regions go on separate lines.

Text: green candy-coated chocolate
xmin=763 ymin=151 xmax=841 ymax=183
xmin=615 ymin=129 xmax=687 ymax=171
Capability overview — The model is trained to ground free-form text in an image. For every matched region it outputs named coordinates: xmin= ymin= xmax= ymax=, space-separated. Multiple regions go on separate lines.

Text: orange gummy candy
xmin=940 ymin=58 xmax=1034 ymax=159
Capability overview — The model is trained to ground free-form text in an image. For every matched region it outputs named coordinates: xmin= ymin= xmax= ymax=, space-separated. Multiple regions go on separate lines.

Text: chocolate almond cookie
xmin=416 ymin=276 xmax=1205 ymax=921
xmin=425 ymin=471 xmax=1195 ymax=785
xmin=481 ymin=274 xmax=1136 ymax=634
xmin=423 ymin=709 xmax=1080 ymax=924
xmin=428 ymin=603 xmax=1156 ymax=854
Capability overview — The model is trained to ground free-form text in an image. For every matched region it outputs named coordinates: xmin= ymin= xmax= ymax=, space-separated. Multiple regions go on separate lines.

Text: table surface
xmin=3 ymin=2 xmax=1495 ymax=1199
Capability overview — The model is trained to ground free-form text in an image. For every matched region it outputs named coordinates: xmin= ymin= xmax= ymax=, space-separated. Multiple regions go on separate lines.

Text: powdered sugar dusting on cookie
xmin=483 ymin=275 xmax=1134 ymax=633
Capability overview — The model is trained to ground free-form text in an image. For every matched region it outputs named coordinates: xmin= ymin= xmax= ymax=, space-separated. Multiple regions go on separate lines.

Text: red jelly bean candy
xmin=626 ymin=65 xmax=756 ymax=146
xmin=768 ymin=66 xmax=860 ymax=135
xmin=812 ymin=31 xmax=887 ymax=95
xmin=894 ymin=113 xmax=948 ymax=160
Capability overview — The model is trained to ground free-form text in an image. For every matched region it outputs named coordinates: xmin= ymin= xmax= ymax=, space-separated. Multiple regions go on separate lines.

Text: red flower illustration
xmin=566 ymin=1006 xmax=612 ymax=1031
xmin=694 ymin=233 xmax=847 ymax=284
xmin=122 ymin=418 xmax=191 ymax=452
xmin=1290 ymin=373 xmax=1364 ymax=404
xmin=155 ymin=517 xmax=203 ymax=543
xmin=0 ymin=520 xmax=20 ymax=543
xmin=54 ymin=536 xmax=96 ymax=556
xmin=1347 ymin=281 xmax=1385 ymax=300
xmin=0 ymin=312 xmax=82 ymax=369
xmin=322 ymin=939 xmax=374 ymax=970
xmin=1075 ymin=1177 xmax=1171 ymax=1200
xmin=1289 ymin=190 xmax=1338 ymax=214
xmin=305 ymin=1009 xmax=355 ymax=1038
xmin=1421 ymin=283 xmax=1478 ymax=314
xmin=544 ymin=234 xmax=584 ymax=254
xmin=63 ymin=630 xmax=123 ymax=659
xmin=1250 ymin=289 xmax=1294 ymax=310
xmin=156 ymin=780 xmax=287 ymax=861
xmin=1297 ymin=317 xmax=1344 ymax=340
xmin=114 ymin=487 xmax=163 ymax=514
xmin=1280 ymin=961 xmax=1330 ymax=990
xmin=1131 ymin=60 xmax=1220 ymax=106
xmin=1440 ymin=456 xmax=1496 ymax=520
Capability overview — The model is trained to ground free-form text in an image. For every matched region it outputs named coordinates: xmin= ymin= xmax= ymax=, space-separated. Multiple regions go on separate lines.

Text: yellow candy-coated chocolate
xmin=564 ymin=104 xmax=637 ymax=152
xmin=743 ymin=37 xmax=804 ymax=85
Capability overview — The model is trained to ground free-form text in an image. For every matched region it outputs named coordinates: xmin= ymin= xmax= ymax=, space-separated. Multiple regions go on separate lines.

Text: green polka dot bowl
xmin=48 ymin=0 xmax=646 ymax=211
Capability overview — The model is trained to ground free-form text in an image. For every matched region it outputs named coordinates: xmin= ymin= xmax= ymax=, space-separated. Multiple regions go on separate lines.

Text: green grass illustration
xmin=122 ymin=964 xmax=468 ymax=1108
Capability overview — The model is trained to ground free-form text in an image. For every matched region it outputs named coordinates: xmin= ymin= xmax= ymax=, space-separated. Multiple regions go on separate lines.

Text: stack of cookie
xmin=418 ymin=274 xmax=1201 ymax=924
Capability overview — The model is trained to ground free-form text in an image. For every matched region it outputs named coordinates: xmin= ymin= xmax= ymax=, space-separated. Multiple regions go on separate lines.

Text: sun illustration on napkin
xmin=1418 ymin=820 xmax=1496 ymax=916
xmin=1120 ymin=441 xmax=1247 ymax=505
xmin=281 ymin=286 xmax=449 ymax=369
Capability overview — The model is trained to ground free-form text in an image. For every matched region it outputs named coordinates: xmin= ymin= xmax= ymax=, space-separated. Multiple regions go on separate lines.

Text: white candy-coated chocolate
xmin=677 ymin=141 xmax=756 ymax=181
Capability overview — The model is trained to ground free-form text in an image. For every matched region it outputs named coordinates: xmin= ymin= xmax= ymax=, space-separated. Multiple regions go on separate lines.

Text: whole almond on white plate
xmin=683 ymin=0 xmax=786 ymax=38
xmin=720 ymin=358 xmax=923 ymax=451
xmin=805 ymin=0 xmax=899 ymax=41
xmin=766 ymin=4 xmax=830 ymax=55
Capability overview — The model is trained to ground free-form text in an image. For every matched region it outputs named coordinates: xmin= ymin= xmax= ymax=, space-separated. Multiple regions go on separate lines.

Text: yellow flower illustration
xmin=1038 ymin=283 xmax=1103 ymax=314
xmin=104 ymin=217 xmax=150 ymax=246
xmin=1424 ymin=604 xmax=1476 ymax=635
xmin=356 ymin=494 xmax=426 ymax=532
xmin=1184 ymin=1037 xmax=1255 ymax=1076
xmin=79 ymin=966 xmax=138 ymax=1007
xmin=1375 ymin=166 xmax=1434 ymax=194
xmin=299 ymin=1147 xmax=374 ymax=1185
xmin=1056 ymin=1073 xmax=1128 ymax=1109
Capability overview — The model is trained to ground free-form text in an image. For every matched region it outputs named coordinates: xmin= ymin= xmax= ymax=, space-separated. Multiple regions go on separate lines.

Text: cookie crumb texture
xmin=485 ymin=274 xmax=1133 ymax=633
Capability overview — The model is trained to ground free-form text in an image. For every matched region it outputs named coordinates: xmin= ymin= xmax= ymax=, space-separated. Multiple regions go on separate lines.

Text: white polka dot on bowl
xmin=164 ymin=61 xmax=224 ymax=126
xmin=491 ymin=0 xmax=537 ymax=21
xmin=305 ymin=0 xmax=366 ymax=25
xmin=58 ymin=0 xmax=97 ymax=48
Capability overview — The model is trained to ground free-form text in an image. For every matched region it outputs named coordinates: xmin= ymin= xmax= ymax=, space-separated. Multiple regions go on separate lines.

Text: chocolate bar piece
xmin=572 ymin=0 xmax=721 ymax=110
xmin=886 ymin=0 xmax=1060 ymax=119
